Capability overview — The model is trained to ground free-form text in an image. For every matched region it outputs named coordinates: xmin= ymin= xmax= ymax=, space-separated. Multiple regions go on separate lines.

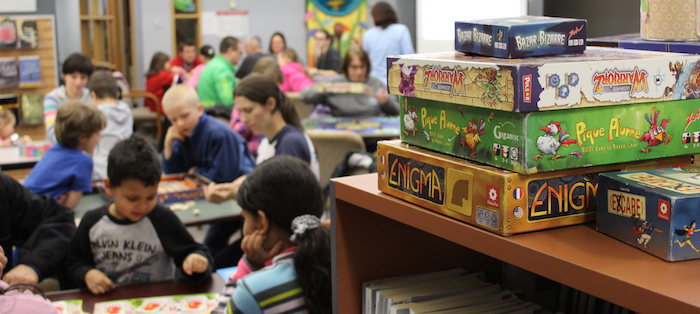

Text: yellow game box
xmin=376 ymin=140 xmax=691 ymax=236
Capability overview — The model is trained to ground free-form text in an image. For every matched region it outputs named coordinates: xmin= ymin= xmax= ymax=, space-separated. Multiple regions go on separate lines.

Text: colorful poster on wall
xmin=305 ymin=0 xmax=368 ymax=68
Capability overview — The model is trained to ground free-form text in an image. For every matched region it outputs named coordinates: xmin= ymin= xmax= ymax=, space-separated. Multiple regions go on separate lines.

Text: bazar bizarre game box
xmin=377 ymin=140 xmax=690 ymax=236
xmin=597 ymin=168 xmax=700 ymax=262
xmin=399 ymin=96 xmax=700 ymax=174
xmin=387 ymin=47 xmax=700 ymax=112
xmin=455 ymin=16 xmax=586 ymax=58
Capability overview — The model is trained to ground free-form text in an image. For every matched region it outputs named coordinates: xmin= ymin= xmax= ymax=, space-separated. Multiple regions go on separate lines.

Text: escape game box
xmin=399 ymin=96 xmax=700 ymax=174
xmin=387 ymin=47 xmax=700 ymax=112
xmin=376 ymin=140 xmax=690 ymax=236
xmin=455 ymin=16 xmax=587 ymax=59
xmin=597 ymin=168 xmax=700 ymax=261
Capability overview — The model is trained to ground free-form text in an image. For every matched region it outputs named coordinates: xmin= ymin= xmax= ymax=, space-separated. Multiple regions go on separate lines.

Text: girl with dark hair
xmin=212 ymin=155 xmax=330 ymax=314
xmin=362 ymin=1 xmax=415 ymax=83
xmin=269 ymin=32 xmax=287 ymax=55
xmin=145 ymin=52 xmax=176 ymax=113
xmin=301 ymin=45 xmax=399 ymax=117
xmin=186 ymin=45 xmax=216 ymax=89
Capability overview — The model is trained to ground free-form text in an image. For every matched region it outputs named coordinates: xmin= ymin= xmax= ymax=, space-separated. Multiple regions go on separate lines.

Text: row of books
xmin=363 ymin=268 xmax=543 ymax=314
xmin=0 ymin=17 xmax=39 ymax=49
xmin=0 ymin=55 xmax=41 ymax=89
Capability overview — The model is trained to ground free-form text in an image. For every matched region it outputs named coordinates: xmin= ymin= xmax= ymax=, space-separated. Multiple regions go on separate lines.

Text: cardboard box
xmin=399 ymin=96 xmax=700 ymax=174
xmin=376 ymin=140 xmax=690 ymax=236
xmin=387 ymin=47 xmax=700 ymax=112
xmin=99 ymin=173 xmax=211 ymax=204
xmin=618 ymin=38 xmax=700 ymax=54
xmin=597 ymin=168 xmax=700 ymax=261
xmin=455 ymin=16 xmax=586 ymax=58
xmin=18 ymin=141 xmax=51 ymax=157
xmin=641 ymin=0 xmax=699 ymax=41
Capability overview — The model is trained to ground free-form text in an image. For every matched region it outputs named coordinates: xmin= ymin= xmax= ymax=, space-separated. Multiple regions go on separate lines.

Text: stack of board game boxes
xmin=376 ymin=15 xmax=700 ymax=264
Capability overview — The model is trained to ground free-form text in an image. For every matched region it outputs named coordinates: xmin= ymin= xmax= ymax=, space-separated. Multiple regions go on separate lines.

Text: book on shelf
xmin=363 ymin=268 xmax=544 ymax=314
xmin=19 ymin=93 xmax=43 ymax=126
xmin=18 ymin=55 xmax=41 ymax=88
xmin=16 ymin=19 xmax=38 ymax=49
xmin=0 ymin=17 xmax=17 ymax=49
xmin=0 ymin=57 xmax=18 ymax=89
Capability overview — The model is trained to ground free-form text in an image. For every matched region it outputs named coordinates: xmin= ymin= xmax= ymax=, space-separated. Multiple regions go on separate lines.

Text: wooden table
xmin=46 ymin=274 xmax=224 ymax=313
xmin=0 ymin=145 xmax=41 ymax=170
xmin=75 ymin=193 xmax=242 ymax=227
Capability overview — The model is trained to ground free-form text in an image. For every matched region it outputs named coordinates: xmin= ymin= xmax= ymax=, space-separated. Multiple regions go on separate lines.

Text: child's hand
xmin=163 ymin=126 xmax=185 ymax=159
xmin=2 ymin=264 xmax=39 ymax=286
xmin=375 ymin=90 xmax=389 ymax=104
xmin=0 ymin=246 xmax=6 ymax=274
xmin=203 ymin=176 xmax=245 ymax=203
xmin=20 ymin=135 xmax=32 ymax=144
xmin=182 ymin=253 xmax=209 ymax=275
xmin=241 ymin=230 xmax=284 ymax=270
xmin=84 ymin=269 xmax=115 ymax=295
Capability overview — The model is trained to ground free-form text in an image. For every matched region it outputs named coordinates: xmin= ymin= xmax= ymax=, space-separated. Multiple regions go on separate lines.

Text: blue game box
xmin=455 ymin=16 xmax=587 ymax=58
xmin=597 ymin=167 xmax=700 ymax=262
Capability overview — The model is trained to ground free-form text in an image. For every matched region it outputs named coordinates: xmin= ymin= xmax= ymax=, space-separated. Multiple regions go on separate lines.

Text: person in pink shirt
xmin=186 ymin=45 xmax=215 ymax=89
xmin=277 ymin=48 xmax=313 ymax=93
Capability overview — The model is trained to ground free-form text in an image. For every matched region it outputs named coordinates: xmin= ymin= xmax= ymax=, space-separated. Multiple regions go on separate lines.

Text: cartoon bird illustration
xmin=533 ymin=121 xmax=577 ymax=161
xmin=640 ymin=107 xmax=672 ymax=153
xmin=403 ymin=107 xmax=418 ymax=136
xmin=460 ymin=113 xmax=494 ymax=157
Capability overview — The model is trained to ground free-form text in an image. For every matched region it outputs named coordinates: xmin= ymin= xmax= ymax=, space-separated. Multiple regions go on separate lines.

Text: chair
xmin=286 ymin=92 xmax=313 ymax=121
xmin=306 ymin=129 xmax=367 ymax=186
xmin=126 ymin=89 xmax=162 ymax=141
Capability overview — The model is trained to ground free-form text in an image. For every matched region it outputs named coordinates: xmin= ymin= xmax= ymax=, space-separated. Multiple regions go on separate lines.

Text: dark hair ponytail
xmin=234 ymin=73 xmax=303 ymax=129
xmin=294 ymin=226 xmax=331 ymax=314
xmin=237 ymin=156 xmax=329 ymax=313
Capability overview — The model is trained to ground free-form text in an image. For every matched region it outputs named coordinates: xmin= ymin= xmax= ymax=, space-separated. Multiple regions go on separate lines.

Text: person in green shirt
xmin=197 ymin=36 xmax=243 ymax=109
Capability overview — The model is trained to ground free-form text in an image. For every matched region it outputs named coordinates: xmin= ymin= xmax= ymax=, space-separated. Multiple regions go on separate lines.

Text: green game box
xmin=400 ymin=96 xmax=700 ymax=174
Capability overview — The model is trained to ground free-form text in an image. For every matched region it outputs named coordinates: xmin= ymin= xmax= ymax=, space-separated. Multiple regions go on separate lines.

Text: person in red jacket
xmin=145 ymin=52 xmax=176 ymax=113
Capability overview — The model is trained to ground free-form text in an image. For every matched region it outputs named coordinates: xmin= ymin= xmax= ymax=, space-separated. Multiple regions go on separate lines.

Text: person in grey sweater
xmin=300 ymin=46 xmax=399 ymax=117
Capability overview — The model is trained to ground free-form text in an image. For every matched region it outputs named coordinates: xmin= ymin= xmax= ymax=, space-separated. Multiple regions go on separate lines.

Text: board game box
xmin=455 ymin=16 xmax=586 ymax=58
xmin=597 ymin=168 xmax=700 ymax=261
xmin=377 ymin=140 xmax=690 ymax=236
xmin=400 ymin=96 xmax=700 ymax=174
xmin=387 ymin=47 xmax=700 ymax=112
xmin=98 ymin=173 xmax=211 ymax=204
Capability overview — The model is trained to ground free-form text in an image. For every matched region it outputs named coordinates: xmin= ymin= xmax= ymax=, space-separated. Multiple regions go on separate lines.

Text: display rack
xmin=331 ymin=173 xmax=700 ymax=313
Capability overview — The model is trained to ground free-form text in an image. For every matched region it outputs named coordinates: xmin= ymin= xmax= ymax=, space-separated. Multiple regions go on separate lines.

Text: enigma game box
xmin=376 ymin=140 xmax=690 ymax=236
xmin=597 ymin=168 xmax=700 ymax=262
xmin=387 ymin=47 xmax=700 ymax=113
xmin=455 ymin=16 xmax=587 ymax=59
xmin=399 ymin=96 xmax=700 ymax=174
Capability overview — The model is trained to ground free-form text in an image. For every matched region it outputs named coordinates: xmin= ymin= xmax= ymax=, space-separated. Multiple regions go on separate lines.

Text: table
xmin=74 ymin=193 xmax=242 ymax=227
xmin=46 ymin=274 xmax=224 ymax=313
xmin=303 ymin=116 xmax=400 ymax=140
xmin=0 ymin=145 xmax=41 ymax=170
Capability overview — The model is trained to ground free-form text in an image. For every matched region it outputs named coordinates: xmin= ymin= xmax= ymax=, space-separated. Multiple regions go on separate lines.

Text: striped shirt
xmin=43 ymin=86 xmax=92 ymax=143
xmin=213 ymin=247 xmax=308 ymax=314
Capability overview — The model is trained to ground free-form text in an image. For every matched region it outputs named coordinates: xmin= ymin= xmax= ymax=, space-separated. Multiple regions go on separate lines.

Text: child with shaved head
xmin=161 ymin=84 xmax=254 ymax=183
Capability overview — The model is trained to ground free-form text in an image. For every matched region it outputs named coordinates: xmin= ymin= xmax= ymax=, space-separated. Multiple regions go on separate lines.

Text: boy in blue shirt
xmin=66 ymin=136 xmax=213 ymax=295
xmin=24 ymin=101 xmax=106 ymax=208
xmin=161 ymin=84 xmax=255 ymax=266
xmin=161 ymin=84 xmax=254 ymax=184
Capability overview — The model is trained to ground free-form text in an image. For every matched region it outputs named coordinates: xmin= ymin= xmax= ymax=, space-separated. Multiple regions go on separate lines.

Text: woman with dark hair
xmin=362 ymin=1 xmax=415 ymax=83
xmin=210 ymin=156 xmax=330 ymax=314
xmin=300 ymin=46 xmax=399 ymax=117
xmin=268 ymin=32 xmax=287 ymax=55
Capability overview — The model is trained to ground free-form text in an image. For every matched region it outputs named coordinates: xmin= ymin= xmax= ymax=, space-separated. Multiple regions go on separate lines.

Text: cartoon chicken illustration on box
xmin=533 ymin=121 xmax=579 ymax=161
xmin=640 ymin=107 xmax=672 ymax=153
xmin=403 ymin=106 xmax=418 ymax=136
xmin=461 ymin=113 xmax=494 ymax=157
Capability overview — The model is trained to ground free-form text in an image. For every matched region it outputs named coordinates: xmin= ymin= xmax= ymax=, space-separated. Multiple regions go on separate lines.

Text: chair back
xmin=286 ymin=92 xmax=313 ymax=121
xmin=126 ymin=89 xmax=162 ymax=140
xmin=307 ymin=129 xmax=366 ymax=186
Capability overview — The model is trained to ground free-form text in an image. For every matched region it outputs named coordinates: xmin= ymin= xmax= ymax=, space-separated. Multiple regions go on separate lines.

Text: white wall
xmin=133 ymin=0 xmax=173 ymax=89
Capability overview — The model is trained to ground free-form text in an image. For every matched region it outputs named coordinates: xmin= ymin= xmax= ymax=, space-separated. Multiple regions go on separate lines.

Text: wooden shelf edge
xmin=332 ymin=173 xmax=700 ymax=313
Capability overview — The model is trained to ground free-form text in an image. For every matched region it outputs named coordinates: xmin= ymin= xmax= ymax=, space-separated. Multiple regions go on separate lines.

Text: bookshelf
xmin=331 ymin=173 xmax=700 ymax=313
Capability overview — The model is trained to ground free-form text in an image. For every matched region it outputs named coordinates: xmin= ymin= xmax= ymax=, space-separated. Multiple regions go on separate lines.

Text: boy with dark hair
xmin=197 ymin=36 xmax=243 ymax=109
xmin=171 ymin=39 xmax=201 ymax=74
xmin=44 ymin=53 xmax=94 ymax=142
xmin=87 ymin=70 xmax=134 ymax=181
xmin=24 ymin=101 xmax=106 ymax=209
xmin=66 ymin=135 xmax=213 ymax=295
